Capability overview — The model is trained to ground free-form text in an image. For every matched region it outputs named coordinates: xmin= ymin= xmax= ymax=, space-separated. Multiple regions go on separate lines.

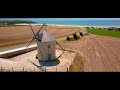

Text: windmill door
xmin=48 ymin=54 xmax=51 ymax=60
xmin=47 ymin=44 xmax=51 ymax=60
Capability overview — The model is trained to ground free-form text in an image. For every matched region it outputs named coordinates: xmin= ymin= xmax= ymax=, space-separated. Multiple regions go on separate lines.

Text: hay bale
xmin=66 ymin=37 xmax=70 ymax=41
xmin=73 ymin=33 xmax=78 ymax=40
xmin=69 ymin=52 xmax=84 ymax=72
xmin=79 ymin=32 xmax=83 ymax=37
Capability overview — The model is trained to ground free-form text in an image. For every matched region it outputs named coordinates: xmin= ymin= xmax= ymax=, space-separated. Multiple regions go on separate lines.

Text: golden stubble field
xmin=0 ymin=25 xmax=80 ymax=47
xmin=59 ymin=34 xmax=120 ymax=72
xmin=1 ymin=25 xmax=120 ymax=72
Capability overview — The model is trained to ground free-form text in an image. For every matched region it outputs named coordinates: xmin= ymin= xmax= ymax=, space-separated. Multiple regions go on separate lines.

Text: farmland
xmin=1 ymin=25 xmax=120 ymax=72
xmin=0 ymin=25 xmax=80 ymax=51
xmin=59 ymin=33 xmax=120 ymax=72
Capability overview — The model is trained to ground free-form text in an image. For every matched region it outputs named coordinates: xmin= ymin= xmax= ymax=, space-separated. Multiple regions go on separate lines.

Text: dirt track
xmin=59 ymin=35 xmax=120 ymax=72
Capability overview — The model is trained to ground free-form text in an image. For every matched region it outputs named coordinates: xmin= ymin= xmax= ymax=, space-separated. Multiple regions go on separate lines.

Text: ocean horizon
xmin=1 ymin=18 xmax=120 ymax=27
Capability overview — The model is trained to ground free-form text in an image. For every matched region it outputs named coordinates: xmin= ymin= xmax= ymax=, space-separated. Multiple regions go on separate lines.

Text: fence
xmin=0 ymin=66 xmax=70 ymax=72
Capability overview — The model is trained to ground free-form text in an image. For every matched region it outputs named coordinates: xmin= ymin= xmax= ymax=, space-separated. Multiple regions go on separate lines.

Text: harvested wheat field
xmin=0 ymin=25 xmax=80 ymax=47
xmin=59 ymin=34 xmax=120 ymax=72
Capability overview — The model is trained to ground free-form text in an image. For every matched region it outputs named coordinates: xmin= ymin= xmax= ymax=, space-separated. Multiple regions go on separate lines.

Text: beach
xmin=15 ymin=23 xmax=120 ymax=28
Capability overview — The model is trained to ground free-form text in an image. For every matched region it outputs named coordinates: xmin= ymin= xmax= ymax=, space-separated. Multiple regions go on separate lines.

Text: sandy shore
xmin=15 ymin=23 xmax=120 ymax=28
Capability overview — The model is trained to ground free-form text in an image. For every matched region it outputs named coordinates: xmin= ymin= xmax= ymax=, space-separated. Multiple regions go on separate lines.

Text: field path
xmin=60 ymin=33 xmax=120 ymax=72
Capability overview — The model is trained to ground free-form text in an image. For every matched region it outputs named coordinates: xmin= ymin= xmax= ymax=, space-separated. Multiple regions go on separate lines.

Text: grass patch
xmin=0 ymin=24 xmax=15 ymax=27
xmin=86 ymin=28 xmax=120 ymax=38
xmin=0 ymin=20 xmax=36 ymax=27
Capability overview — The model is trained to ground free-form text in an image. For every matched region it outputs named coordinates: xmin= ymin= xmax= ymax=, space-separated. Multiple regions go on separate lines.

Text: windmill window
xmin=37 ymin=34 xmax=43 ymax=42
xmin=48 ymin=45 xmax=50 ymax=48
xmin=38 ymin=39 xmax=41 ymax=42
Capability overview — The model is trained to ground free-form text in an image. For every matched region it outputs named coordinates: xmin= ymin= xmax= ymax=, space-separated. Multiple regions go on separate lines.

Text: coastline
xmin=15 ymin=23 xmax=120 ymax=28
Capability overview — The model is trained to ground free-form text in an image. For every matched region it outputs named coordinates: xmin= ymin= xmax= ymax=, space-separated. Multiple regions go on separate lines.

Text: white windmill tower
xmin=37 ymin=30 xmax=56 ymax=61
xmin=26 ymin=23 xmax=64 ymax=68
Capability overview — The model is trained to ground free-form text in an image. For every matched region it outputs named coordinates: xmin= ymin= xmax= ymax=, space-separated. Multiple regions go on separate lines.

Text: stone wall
xmin=0 ymin=45 xmax=37 ymax=58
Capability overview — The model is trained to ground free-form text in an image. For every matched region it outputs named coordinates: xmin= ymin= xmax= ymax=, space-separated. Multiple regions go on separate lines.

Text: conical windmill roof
xmin=39 ymin=30 xmax=56 ymax=42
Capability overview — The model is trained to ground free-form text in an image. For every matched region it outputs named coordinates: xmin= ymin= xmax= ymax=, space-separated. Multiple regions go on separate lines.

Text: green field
xmin=0 ymin=20 xmax=36 ymax=27
xmin=86 ymin=28 xmax=120 ymax=38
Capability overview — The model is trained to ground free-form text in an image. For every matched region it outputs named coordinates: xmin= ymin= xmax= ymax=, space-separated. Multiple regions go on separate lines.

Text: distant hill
xmin=0 ymin=20 xmax=36 ymax=27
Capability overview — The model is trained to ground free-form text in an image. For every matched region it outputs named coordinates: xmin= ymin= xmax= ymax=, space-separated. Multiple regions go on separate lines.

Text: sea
xmin=1 ymin=18 xmax=120 ymax=27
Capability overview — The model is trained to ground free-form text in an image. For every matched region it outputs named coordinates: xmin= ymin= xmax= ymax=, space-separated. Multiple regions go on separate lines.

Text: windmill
xmin=26 ymin=23 xmax=64 ymax=69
